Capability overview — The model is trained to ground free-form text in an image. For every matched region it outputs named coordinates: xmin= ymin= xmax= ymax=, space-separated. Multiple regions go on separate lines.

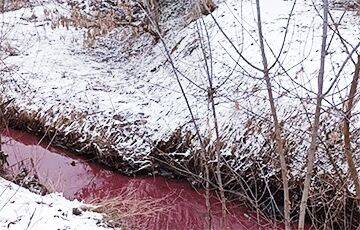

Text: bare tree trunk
xmin=211 ymin=93 xmax=227 ymax=230
xmin=343 ymin=55 xmax=360 ymax=200
xmin=255 ymin=0 xmax=291 ymax=229
xmin=298 ymin=1 xmax=329 ymax=229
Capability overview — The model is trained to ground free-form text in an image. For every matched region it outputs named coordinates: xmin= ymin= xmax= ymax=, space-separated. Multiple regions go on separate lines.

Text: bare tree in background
xmin=255 ymin=1 xmax=291 ymax=228
xmin=196 ymin=18 xmax=227 ymax=229
xmin=298 ymin=0 xmax=329 ymax=229
xmin=343 ymin=55 xmax=360 ymax=200
xmin=142 ymin=7 xmax=217 ymax=230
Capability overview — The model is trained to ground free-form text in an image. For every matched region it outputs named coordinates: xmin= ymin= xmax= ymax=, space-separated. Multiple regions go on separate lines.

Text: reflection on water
xmin=2 ymin=129 xmax=277 ymax=230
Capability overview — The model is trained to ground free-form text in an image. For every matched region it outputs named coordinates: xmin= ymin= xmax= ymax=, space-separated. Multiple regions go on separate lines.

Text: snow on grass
xmin=0 ymin=177 xmax=110 ymax=230
xmin=0 ymin=0 xmax=359 ymax=179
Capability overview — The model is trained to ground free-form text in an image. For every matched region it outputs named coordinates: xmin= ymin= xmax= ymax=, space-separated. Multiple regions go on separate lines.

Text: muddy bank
xmin=1 ymin=128 xmax=281 ymax=229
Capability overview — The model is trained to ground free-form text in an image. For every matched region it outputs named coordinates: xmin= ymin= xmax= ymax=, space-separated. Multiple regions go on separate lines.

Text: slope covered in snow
xmin=0 ymin=0 xmax=358 ymax=184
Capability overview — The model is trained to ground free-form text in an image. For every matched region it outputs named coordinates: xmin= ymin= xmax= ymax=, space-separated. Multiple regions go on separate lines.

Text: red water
xmin=1 ymin=129 xmax=281 ymax=230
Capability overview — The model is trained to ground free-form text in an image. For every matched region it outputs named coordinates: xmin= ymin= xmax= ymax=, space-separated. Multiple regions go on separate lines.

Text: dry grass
xmin=1 ymin=0 xmax=35 ymax=12
xmin=88 ymin=187 xmax=175 ymax=229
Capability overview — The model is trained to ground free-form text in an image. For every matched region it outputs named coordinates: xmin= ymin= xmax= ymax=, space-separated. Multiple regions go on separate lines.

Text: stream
xmin=1 ymin=129 xmax=278 ymax=230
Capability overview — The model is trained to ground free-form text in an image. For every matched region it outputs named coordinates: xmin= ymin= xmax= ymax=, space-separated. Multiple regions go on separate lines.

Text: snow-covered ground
xmin=0 ymin=178 xmax=110 ymax=230
xmin=0 ymin=0 xmax=359 ymax=180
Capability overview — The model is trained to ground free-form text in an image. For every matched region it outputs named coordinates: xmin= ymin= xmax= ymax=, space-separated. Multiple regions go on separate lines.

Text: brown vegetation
xmin=89 ymin=187 xmax=173 ymax=229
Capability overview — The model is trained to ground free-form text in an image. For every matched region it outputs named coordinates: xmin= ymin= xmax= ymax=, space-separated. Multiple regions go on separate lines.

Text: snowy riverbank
xmin=0 ymin=0 xmax=358 ymax=176
xmin=0 ymin=177 xmax=110 ymax=230
xmin=0 ymin=0 xmax=359 ymax=227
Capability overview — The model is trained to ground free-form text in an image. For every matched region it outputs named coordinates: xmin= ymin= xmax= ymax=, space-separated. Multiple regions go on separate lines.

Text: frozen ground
xmin=0 ymin=178 xmax=110 ymax=230
xmin=0 ymin=0 xmax=359 ymax=180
